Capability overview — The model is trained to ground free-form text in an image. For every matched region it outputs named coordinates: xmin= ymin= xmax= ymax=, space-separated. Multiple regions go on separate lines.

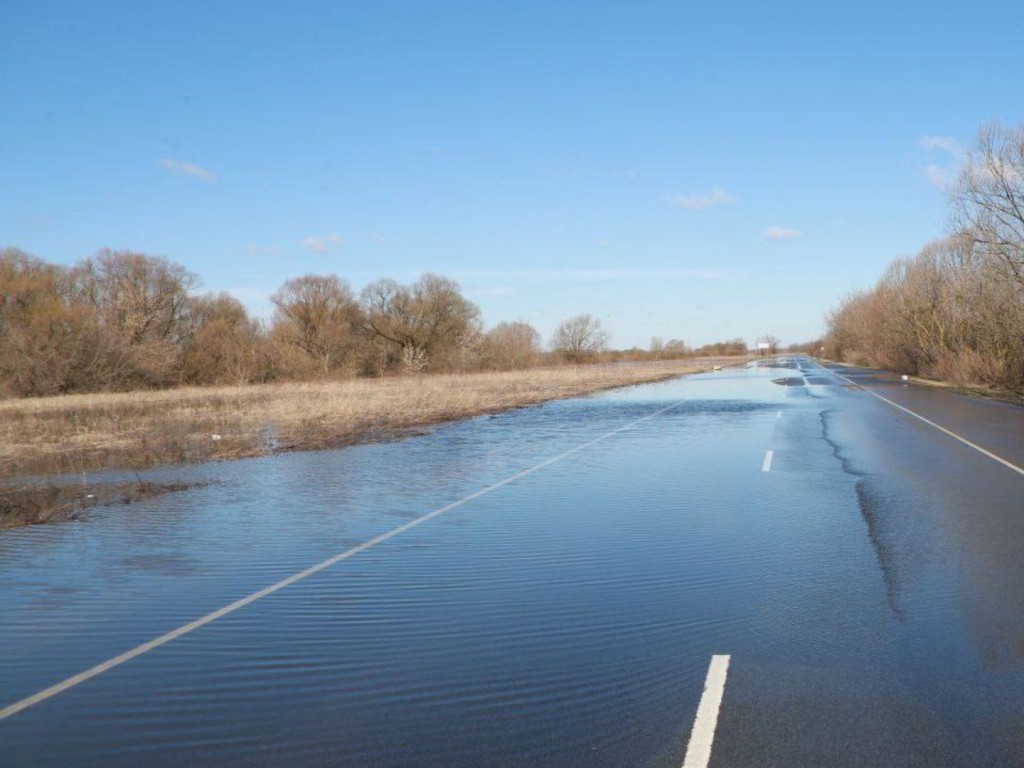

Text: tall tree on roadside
xmin=181 ymin=292 xmax=269 ymax=385
xmin=271 ymin=274 xmax=363 ymax=376
xmin=72 ymin=249 xmax=197 ymax=387
xmin=550 ymin=313 xmax=610 ymax=363
xmin=953 ymin=122 xmax=1024 ymax=290
xmin=0 ymin=248 xmax=125 ymax=396
xmin=360 ymin=273 xmax=481 ymax=372
xmin=73 ymin=250 xmax=196 ymax=345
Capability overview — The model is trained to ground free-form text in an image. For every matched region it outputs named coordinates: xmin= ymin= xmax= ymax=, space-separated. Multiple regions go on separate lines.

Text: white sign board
xmin=757 ymin=342 xmax=770 ymax=350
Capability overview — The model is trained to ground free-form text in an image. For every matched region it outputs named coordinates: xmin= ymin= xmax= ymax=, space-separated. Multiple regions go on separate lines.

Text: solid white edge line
xmin=761 ymin=449 xmax=773 ymax=473
xmin=682 ymin=654 xmax=731 ymax=768
xmin=0 ymin=397 xmax=689 ymax=722
xmin=820 ymin=362 xmax=1024 ymax=478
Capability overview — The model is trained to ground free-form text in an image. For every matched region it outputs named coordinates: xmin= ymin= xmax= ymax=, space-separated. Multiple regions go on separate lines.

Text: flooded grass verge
xmin=0 ymin=359 xmax=743 ymax=483
xmin=0 ymin=480 xmax=206 ymax=530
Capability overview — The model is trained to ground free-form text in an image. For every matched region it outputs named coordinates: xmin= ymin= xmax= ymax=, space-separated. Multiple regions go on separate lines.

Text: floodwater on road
xmin=2 ymin=361 xmax=1023 ymax=767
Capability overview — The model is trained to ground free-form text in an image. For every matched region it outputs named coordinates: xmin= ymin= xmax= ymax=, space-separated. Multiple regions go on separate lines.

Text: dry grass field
xmin=0 ymin=359 xmax=743 ymax=481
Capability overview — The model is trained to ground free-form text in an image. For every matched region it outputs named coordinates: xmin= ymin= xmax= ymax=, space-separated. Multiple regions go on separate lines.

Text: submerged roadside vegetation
xmin=0 ymin=359 xmax=743 ymax=528
xmin=0 ymin=243 xmax=753 ymax=528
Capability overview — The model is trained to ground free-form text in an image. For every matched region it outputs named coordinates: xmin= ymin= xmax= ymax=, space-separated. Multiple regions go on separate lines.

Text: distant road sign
xmin=757 ymin=342 xmax=770 ymax=350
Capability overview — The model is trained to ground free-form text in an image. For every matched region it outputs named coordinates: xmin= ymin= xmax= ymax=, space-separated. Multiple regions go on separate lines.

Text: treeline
xmin=0 ymin=248 xmax=721 ymax=398
xmin=825 ymin=122 xmax=1024 ymax=392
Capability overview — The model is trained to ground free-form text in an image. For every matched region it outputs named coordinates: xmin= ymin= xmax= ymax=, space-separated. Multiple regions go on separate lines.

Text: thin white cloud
xmin=919 ymin=136 xmax=964 ymax=191
xmin=159 ymin=158 xmax=216 ymax=183
xmin=593 ymin=238 xmax=625 ymax=251
xmin=669 ymin=188 xmax=734 ymax=211
xmin=925 ymin=164 xmax=950 ymax=190
xmin=919 ymin=135 xmax=962 ymax=156
xmin=301 ymin=234 xmax=343 ymax=254
xmin=763 ymin=226 xmax=804 ymax=241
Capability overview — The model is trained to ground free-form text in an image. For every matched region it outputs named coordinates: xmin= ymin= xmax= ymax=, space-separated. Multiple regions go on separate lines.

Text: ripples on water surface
xmin=2 ymin=364 xmax=1011 ymax=766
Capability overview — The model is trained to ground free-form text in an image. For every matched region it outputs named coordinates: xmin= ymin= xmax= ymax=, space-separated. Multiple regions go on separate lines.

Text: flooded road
xmin=2 ymin=360 xmax=1023 ymax=767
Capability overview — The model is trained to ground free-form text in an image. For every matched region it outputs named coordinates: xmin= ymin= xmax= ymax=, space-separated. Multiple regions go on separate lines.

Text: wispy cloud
xmin=925 ymin=164 xmax=950 ymax=190
xmin=919 ymin=135 xmax=962 ymax=156
xmin=593 ymin=238 xmax=625 ymax=251
xmin=301 ymin=234 xmax=343 ymax=254
xmin=669 ymin=188 xmax=734 ymax=211
xmin=919 ymin=135 xmax=964 ymax=190
xmin=159 ymin=158 xmax=216 ymax=183
xmin=763 ymin=226 xmax=804 ymax=241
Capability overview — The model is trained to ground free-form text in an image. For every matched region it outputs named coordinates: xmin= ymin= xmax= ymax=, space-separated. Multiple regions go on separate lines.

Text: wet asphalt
xmin=0 ymin=357 xmax=1022 ymax=767
xmin=715 ymin=360 xmax=1024 ymax=767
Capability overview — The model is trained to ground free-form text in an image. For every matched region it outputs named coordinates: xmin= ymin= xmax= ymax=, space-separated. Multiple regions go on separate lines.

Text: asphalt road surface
xmin=1 ymin=358 xmax=1022 ymax=767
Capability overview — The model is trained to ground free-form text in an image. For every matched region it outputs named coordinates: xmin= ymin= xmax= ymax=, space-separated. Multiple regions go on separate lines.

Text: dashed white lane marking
xmin=761 ymin=449 xmax=774 ymax=473
xmin=0 ymin=398 xmax=691 ymax=722
xmin=821 ymin=364 xmax=1024 ymax=479
xmin=682 ymin=654 xmax=731 ymax=768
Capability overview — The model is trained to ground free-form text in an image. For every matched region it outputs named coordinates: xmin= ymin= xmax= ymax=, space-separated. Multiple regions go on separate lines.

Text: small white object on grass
xmin=712 ymin=365 xmax=722 ymax=371
xmin=901 ymin=374 xmax=909 ymax=382
xmin=211 ymin=434 xmax=222 ymax=441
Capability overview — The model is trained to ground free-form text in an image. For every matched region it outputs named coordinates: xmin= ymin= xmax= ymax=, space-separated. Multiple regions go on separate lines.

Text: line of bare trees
xmin=824 ymin=121 xmax=1024 ymax=392
xmin=0 ymin=248 xmax=713 ymax=398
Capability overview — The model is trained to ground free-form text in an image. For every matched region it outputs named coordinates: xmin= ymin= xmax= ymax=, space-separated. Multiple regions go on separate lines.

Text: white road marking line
xmin=0 ymin=398 xmax=689 ymax=722
xmin=821 ymin=364 xmax=1024 ymax=479
xmin=682 ymin=654 xmax=731 ymax=768
xmin=761 ymin=449 xmax=774 ymax=473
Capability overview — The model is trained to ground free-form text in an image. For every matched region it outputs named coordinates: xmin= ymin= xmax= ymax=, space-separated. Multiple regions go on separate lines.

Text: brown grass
xmin=0 ymin=358 xmax=743 ymax=479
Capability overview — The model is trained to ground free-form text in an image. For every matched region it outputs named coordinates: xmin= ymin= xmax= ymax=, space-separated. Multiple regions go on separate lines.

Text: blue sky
xmin=3 ymin=0 xmax=1023 ymax=347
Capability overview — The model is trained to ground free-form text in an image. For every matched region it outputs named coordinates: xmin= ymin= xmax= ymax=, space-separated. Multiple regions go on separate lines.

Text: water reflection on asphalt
xmin=1 ymin=360 xmax=1023 ymax=767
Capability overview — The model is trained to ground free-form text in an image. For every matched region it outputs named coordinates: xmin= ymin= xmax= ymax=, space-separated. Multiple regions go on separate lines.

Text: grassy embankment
xmin=1 ymin=358 xmax=742 ymax=527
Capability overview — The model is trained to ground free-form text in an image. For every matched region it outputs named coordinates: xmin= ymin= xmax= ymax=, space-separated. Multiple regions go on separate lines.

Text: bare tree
xmin=181 ymin=292 xmax=268 ymax=385
xmin=73 ymin=250 xmax=196 ymax=345
xmin=360 ymin=274 xmax=481 ymax=372
xmin=483 ymin=321 xmax=541 ymax=370
xmin=694 ymin=338 xmax=747 ymax=356
xmin=70 ymin=250 xmax=197 ymax=387
xmin=663 ymin=338 xmax=689 ymax=358
xmin=649 ymin=336 xmax=665 ymax=359
xmin=825 ymin=234 xmax=1024 ymax=390
xmin=952 ymin=122 xmax=1024 ymax=290
xmin=1 ymin=249 xmax=80 ymax=396
xmin=756 ymin=334 xmax=781 ymax=355
xmin=550 ymin=314 xmax=610 ymax=363
xmin=271 ymin=274 xmax=362 ymax=376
